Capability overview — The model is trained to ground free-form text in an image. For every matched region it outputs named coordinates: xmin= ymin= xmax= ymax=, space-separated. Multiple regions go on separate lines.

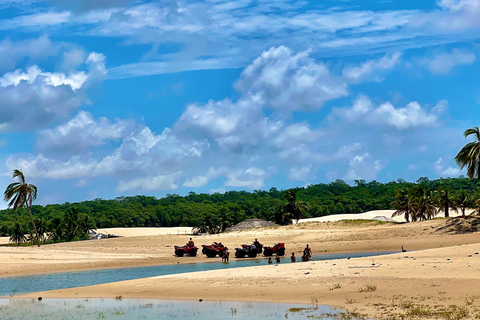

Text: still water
xmin=0 ymin=251 xmax=396 ymax=296
xmin=0 ymin=299 xmax=356 ymax=320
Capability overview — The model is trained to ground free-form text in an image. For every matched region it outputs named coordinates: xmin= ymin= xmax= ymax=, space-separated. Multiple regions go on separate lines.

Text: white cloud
xmin=434 ymin=157 xmax=461 ymax=176
xmin=344 ymin=153 xmax=385 ymax=181
xmin=272 ymin=123 xmax=321 ymax=149
xmin=332 ymin=94 xmax=445 ymax=130
xmin=0 ymin=65 xmax=87 ymax=90
xmin=330 ymin=94 xmax=372 ymax=122
xmin=183 ymin=167 xmax=218 ymax=188
xmin=0 ymin=51 xmax=106 ymax=132
xmin=343 ymin=52 xmax=402 ymax=82
xmin=235 ymin=46 xmax=348 ymax=112
xmin=425 ymin=49 xmax=476 ymax=74
xmin=438 ymin=0 xmax=480 ymax=12
xmin=369 ymin=101 xmax=439 ymax=130
xmin=37 ymin=111 xmax=134 ymax=153
xmin=0 ymin=11 xmax=70 ymax=30
xmin=288 ymin=165 xmax=312 ymax=181
xmin=61 ymin=48 xmax=87 ymax=71
xmin=117 ymin=172 xmax=181 ymax=192
xmin=225 ymin=167 xmax=266 ymax=189
xmin=0 ymin=35 xmax=61 ymax=71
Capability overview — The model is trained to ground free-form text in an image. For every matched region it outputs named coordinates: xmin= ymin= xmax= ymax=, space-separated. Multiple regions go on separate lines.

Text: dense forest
xmin=1 ymin=176 xmax=479 ymax=238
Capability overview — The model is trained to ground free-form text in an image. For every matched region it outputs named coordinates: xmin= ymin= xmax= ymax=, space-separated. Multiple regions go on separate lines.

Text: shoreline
xmin=3 ymin=218 xmax=480 ymax=319
xmin=18 ymin=244 xmax=480 ymax=319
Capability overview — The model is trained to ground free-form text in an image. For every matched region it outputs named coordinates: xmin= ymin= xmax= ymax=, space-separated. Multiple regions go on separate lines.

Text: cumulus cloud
xmin=235 ymin=46 xmax=348 ymax=112
xmin=37 ymin=111 xmax=134 ymax=153
xmin=331 ymin=94 xmax=445 ymax=130
xmin=0 ymin=51 xmax=106 ymax=132
xmin=434 ymin=157 xmax=461 ymax=176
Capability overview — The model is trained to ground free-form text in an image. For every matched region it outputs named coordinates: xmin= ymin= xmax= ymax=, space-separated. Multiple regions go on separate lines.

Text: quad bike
xmin=201 ymin=242 xmax=226 ymax=258
xmin=235 ymin=244 xmax=258 ymax=258
xmin=174 ymin=244 xmax=198 ymax=257
xmin=263 ymin=243 xmax=286 ymax=257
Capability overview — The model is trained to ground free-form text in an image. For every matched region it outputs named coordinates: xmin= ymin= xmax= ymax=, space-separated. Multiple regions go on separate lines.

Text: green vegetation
xmin=0 ymin=176 xmax=479 ymax=238
xmin=358 ymin=284 xmax=377 ymax=292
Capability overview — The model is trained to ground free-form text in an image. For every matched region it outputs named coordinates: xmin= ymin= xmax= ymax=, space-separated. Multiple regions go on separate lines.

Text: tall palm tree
xmin=4 ymin=169 xmax=40 ymax=247
xmin=284 ymin=189 xmax=308 ymax=223
xmin=456 ymin=189 xmax=471 ymax=216
xmin=9 ymin=222 xmax=26 ymax=246
xmin=455 ymin=126 xmax=480 ymax=180
xmin=435 ymin=186 xmax=458 ymax=218
xmin=392 ymin=188 xmax=417 ymax=222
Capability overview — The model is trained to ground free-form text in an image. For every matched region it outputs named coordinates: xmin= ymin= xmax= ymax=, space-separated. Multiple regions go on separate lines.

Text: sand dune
xmin=297 ymin=209 xmax=469 ymax=223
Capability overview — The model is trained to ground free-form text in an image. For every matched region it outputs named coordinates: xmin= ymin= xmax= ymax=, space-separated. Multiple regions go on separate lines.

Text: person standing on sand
xmin=291 ymin=252 xmax=296 ymax=262
xmin=187 ymin=238 xmax=194 ymax=247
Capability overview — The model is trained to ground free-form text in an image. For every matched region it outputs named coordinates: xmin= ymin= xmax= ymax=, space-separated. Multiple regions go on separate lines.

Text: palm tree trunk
xmin=445 ymin=202 xmax=449 ymax=218
xmin=27 ymin=206 xmax=40 ymax=247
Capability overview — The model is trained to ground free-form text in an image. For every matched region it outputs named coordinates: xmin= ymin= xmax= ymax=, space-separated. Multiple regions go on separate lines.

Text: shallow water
xmin=0 ymin=299 xmax=356 ymax=320
xmin=0 ymin=250 xmax=395 ymax=297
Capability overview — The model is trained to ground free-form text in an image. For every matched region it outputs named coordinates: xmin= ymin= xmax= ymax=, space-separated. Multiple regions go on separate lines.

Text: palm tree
xmin=9 ymin=222 xmax=26 ymax=246
xmin=455 ymin=126 xmax=480 ymax=180
xmin=473 ymin=190 xmax=480 ymax=215
xmin=456 ymin=189 xmax=471 ymax=216
xmin=391 ymin=188 xmax=417 ymax=222
xmin=284 ymin=189 xmax=308 ymax=223
xmin=415 ymin=186 xmax=437 ymax=220
xmin=435 ymin=186 xmax=458 ymax=218
xmin=4 ymin=169 xmax=40 ymax=247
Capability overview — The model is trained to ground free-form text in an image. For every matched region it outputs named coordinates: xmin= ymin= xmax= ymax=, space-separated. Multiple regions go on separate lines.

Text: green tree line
xmin=1 ymin=176 xmax=479 ymax=238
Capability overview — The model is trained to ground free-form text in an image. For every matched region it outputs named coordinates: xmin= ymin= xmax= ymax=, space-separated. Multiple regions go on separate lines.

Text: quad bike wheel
xmin=175 ymin=250 xmax=184 ymax=257
xmin=263 ymin=249 xmax=273 ymax=257
xmin=235 ymin=251 xmax=245 ymax=258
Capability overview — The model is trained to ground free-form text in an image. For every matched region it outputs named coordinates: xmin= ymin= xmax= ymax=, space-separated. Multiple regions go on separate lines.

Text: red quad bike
xmin=235 ymin=244 xmax=258 ymax=258
xmin=263 ymin=243 xmax=286 ymax=257
xmin=201 ymin=242 xmax=226 ymax=258
xmin=174 ymin=245 xmax=198 ymax=257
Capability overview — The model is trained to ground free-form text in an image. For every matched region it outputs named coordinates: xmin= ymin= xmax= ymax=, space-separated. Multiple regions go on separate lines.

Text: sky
xmin=0 ymin=0 xmax=479 ymax=206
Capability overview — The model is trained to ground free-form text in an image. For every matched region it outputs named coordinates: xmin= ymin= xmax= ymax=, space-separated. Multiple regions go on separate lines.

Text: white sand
xmin=297 ymin=209 xmax=467 ymax=223
xmin=94 ymin=227 xmax=193 ymax=237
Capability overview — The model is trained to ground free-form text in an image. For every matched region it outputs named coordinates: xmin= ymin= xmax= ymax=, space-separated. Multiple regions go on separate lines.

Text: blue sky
xmin=0 ymin=0 xmax=479 ymax=206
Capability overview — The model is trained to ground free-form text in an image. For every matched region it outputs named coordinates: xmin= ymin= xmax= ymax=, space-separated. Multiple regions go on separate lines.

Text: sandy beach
xmin=2 ymin=211 xmax=480 ymax=319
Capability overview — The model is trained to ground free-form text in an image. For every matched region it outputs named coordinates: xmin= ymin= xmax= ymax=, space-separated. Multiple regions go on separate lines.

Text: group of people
xmin=268 ymin=244 xmax=312 ymax=264
xmin=186 ymin=238 xmax=311 ymax=264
